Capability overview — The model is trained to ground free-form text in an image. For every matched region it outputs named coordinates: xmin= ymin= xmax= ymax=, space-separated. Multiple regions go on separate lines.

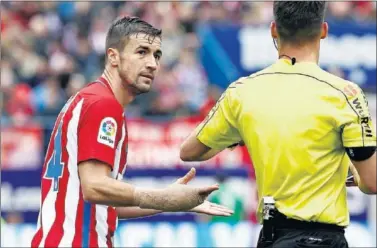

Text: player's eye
xmin=138 ymin=50 xmax=146 ymax=55
xmin=154 ymin=54 xmax=161 ymax=60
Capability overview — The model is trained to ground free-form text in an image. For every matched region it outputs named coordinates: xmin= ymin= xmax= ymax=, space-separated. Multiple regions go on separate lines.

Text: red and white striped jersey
xmin=31 ymin=77 xmax=128 ymax=248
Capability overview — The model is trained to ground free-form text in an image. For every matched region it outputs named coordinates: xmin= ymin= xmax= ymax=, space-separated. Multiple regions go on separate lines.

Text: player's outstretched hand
xmin=174 ymin=167 xmax=197 ymax=184
xmin=136 ymin=180 xmax=219 ymax=212
xmin=190 ymin=200 xmax=234 ymax=216
xmin=173 ymin=167 xmax=219 ymax=201
xmin=137 ymin=168 xmax=221 ymax=212
xmin=174 ymin=167 xmax=234 ymax=216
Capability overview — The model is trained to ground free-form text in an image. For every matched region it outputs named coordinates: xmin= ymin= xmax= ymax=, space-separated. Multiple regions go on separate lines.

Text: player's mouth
xmin=140 ymin=74 xmax=154 ymax=81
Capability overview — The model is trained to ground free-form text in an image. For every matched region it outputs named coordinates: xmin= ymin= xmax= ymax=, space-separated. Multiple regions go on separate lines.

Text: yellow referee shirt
xmin=195 ymin=59 xmax=376 ymax=226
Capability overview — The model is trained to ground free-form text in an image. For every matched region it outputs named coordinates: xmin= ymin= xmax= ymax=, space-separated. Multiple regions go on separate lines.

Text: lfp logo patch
xmin=102 ymin=120 xmax=116 ymax=136
xmin=97 ymin=117 xmax=117 ymax=148
xmin=344 ymin=84 xmax=359 ymax=99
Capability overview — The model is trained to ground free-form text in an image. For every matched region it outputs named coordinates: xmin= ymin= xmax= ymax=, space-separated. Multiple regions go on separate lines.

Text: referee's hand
xmin=346 ymin=163 xmax=360 ymax=187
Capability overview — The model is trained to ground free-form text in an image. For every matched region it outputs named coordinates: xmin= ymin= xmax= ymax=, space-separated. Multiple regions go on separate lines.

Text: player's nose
xmin=145 ymin=57 xmax=158 ymax=71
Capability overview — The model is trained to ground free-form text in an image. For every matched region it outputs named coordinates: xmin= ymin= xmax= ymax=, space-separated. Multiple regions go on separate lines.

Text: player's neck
xmin=101 ymin=70 xmax=135 ymax=108
xmin=278 ymin=41 xmax=320 ymax=65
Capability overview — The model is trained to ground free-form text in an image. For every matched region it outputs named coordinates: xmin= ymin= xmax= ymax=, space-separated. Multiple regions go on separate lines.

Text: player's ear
xmin=270 ymin=21 xmax=278 ymax=39
xmin=320 ymin=22 xmax=328 ymax=40
xmin=107 ymin=48 xmax=119 ymax=67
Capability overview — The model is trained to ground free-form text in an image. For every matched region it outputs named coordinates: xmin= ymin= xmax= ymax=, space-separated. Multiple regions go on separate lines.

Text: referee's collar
xmin=278 ymin=58 xmax=318 ymax=67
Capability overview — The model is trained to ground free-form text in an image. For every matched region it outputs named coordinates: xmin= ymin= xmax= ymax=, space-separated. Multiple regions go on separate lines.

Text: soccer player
xmin=31 ymin=17 xmax=233 ymax=248
xmin=180 ymin=2 xmax=376 ymax=248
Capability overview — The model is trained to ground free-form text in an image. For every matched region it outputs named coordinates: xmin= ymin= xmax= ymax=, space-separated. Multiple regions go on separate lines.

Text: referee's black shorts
xmin=257 ymin=211 xmax=349 ymax=248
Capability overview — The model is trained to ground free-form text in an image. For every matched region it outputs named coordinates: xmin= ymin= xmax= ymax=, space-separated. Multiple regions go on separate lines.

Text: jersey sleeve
xmin=338 ymin=83 xmax=376 ymax=148
xmin=77 ymin=98 xmax=123 ymax=169
xmin=195 ymin=84 xmax=242 ymax=150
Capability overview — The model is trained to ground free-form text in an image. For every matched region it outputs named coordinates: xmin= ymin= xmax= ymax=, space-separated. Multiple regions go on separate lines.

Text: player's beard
xmin=118 ymin=60 xmax=152 ymax=96
xmin=131 ymin=76 xmax=152 ymax=95
xmin=126 ymin=77 xmax=151 ymax=95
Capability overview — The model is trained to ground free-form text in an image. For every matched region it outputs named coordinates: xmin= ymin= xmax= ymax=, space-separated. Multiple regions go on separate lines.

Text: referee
xmin=180 ymin=1 xmax=376 ymax=248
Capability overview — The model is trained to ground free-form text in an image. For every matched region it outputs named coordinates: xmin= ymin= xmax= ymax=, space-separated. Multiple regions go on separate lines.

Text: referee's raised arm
xmin=181 ymin=1 xmax=376 ymax=248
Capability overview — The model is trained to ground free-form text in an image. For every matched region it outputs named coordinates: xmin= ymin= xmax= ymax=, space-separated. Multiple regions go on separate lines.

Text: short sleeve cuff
xmin=343 ymin=139 xmax=377 ymax=148
xmin=78 ymin=151 xmax=115 ymax=170
xmin=196 ymin=132 xmax=226 ymax=150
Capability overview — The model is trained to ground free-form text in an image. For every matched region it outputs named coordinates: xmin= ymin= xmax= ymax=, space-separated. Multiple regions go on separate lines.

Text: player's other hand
xmin=190 ymin=201 xmax=234 ymax=216
xmin=174 ymin=168 xmax=234 ymax=216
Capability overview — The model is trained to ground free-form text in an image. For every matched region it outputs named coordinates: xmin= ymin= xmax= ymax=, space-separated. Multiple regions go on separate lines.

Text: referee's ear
xmin=320 ymin=22 xmax=328 ymax=40
xmin=270 ymin=21 xmax=278 ymax=39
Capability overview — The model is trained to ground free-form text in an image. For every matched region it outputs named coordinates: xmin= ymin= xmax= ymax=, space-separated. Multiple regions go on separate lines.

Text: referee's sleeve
xmin=195 ymin=85 xmax=242 ymax=150
xmin=339 ymin=83 xmax=376 ymax=148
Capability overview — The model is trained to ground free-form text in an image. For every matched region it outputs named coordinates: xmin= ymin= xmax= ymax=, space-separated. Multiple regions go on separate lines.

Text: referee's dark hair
xmin=105 ymin=16 xmax=162 ymax=62
xmin=273 ymin=1 xmax=327 ymax=45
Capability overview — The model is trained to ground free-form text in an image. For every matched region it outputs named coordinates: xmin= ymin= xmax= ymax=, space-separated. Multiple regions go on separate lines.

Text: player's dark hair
xmin=105 ymin=16 xmax=162 ymax=60
xmin=273 ymin=1 xmax=327 ymax=45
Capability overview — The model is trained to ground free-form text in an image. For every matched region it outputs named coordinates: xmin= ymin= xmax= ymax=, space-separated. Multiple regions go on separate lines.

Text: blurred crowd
xmin=1 ymin=1 xmax=376 ymax=124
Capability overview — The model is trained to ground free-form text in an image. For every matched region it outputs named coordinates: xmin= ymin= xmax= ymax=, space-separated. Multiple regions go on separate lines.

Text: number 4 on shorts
xmin=44 ymin=122 xmax=65 ymax=192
